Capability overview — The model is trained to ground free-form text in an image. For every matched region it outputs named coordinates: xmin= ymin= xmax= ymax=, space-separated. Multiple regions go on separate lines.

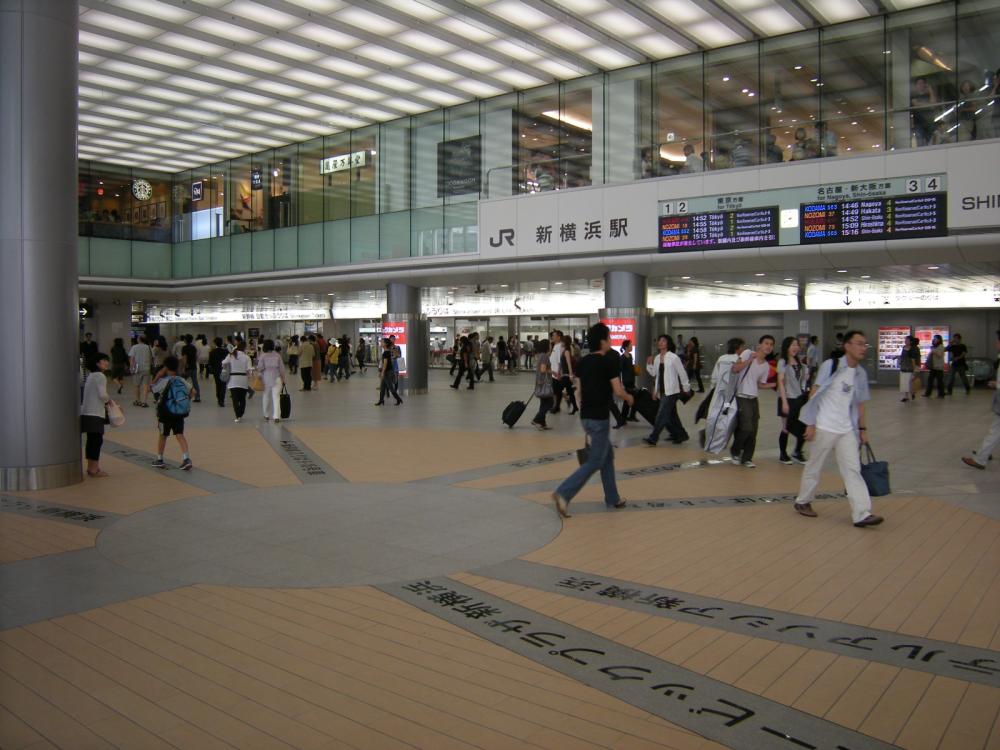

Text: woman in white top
xmin=701 ymin=338 xmax=746 ymax=454
xmin=81 ymin=352 xmax=115 ymax=477
xmin=195 ymin=335 xmax=210 ymax=378
xmin=257 ymin=339 xmax=287 ymax=422
xmin=643 ymin=334 xmax=690 ymax=445
xmin=222 ymin=339 xmax=252 ymax=423
xmin=777 ymin=336 xmax=809 ymax=465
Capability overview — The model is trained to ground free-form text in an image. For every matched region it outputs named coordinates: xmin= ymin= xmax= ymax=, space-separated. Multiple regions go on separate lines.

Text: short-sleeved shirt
xmin=181 ymin=343 xmax=198 ymax=373
xmin=128 ymin=343 xmax=152 ymax=372
xmin=577 ymin=352 xmax=619 ymax=420
xmin=736 ymin=350 xmax=770 ymax=397
xmin=778 ymin=360 xmax=805 ymax=399
xmin=816 ymin=365 xmax=855 ymax=434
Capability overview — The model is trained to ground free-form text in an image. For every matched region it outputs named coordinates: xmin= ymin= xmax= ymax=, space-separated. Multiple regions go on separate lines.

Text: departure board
xmin=800 ymin=192 xmax=946 ymax=243
xmin=659 ymin=206 xmax=778 ymax=251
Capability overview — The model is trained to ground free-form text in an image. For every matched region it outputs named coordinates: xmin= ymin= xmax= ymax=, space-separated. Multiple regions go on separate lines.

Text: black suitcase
xmin=279 ymin=385 xmax=292 ymax=420
xmin=502 ymin=396 xmax=532 ymax=428
xmin=633 ymin=388 xmax=659 ymax=425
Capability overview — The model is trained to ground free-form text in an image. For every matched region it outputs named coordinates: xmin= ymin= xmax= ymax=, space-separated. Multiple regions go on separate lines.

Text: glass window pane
xmin=323 ymin=132 xmax=351 ymax=221
xmin=821 ymin=17 xmax=887 ymax=158
xmin=652 ymin=57 xmax=703 ymax=176
xmin=411 ymin=110 xmax=444 ymax=209
xmin=705 ymin=43 xmax=760 ymax=170
xmin=888 ymin=5 xmax=956 ymax=149
xmin=86 ymin=166 xmax=132 ymax=240
xmin=957 ymin=0 xmax=1000 ymax=142
xmin=172 ymin=168 xmax=191 ymax=242
xmin=379 ymin=119 xmax=410 ymax=213
xmin=272 ymin=143 xmax=296 ymax=228
xmin=298 ymin=137 xmax=324 ymax=225
xmin=561 ymin=74 xmax=602 ymax=188
xmin=518 ymin=84 xmax=560 ymax=192
xmin=132 ymin=167 xmax=171 ymax=242
xmin=251 ymin=150 xmax=271 ymax=230
xmin=762 ymin=31 xmax=819 ymax=164
xmin=351 ymin=125 xmax=377 ymax=217
xmin=229 ymin=155 xmax=252 ymax=234
xmin=480 ymin=92 xmax=517 ymax=199
xmin=444 ymin=101 xmax=482 ymax=203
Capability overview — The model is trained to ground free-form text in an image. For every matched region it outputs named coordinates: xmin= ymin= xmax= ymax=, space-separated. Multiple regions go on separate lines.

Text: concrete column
xmin=384 ymin=283 xmax=428 ymax=394
xmin=600 ymin=271 xmax=653 ymax=390
xmin=0 ymin=0 xmax=81 ymax=489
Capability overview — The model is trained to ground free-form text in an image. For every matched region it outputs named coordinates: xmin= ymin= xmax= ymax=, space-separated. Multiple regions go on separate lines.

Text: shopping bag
xmin=106 ymin=402 xmax=126 ymax=427
xmin=249 ymin=370 xmax=265 ymax=392
xmin=860 ymin=443 xmax=890 ymax=497
xmin=279 ymin=385 xmax=292 ymax=419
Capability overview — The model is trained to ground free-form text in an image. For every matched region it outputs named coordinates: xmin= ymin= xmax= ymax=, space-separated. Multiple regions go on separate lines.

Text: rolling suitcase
xmin=502 ymin=395 xmax=532 ymax=428
xmin=279 ymin=385 xmax=292 ymax=420
xmin=633 ymin=388 xmax=659 ymax=426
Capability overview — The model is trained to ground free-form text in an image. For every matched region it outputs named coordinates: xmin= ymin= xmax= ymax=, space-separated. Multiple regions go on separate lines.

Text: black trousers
xmin=84 ymin=432 xmax=103 ymax=461
xmin=453 ymin=364 xmax=474 ymax=389
xmin=551 ymin=375 xmax=563 ymax=409
xmin=731 ymin=396 xmax=760 ymax=462
xmin=687 ymin=367 xmax=704 ymax=392
xmin=534 ymin=396 xmax=554 ymax=425
xmin=301 ymin=366 xmax=313 ymax=391
xmin=213 ymin=374 xmax=226 ymax=405
xmin=230 ymin=387 xmax=248 ymax=419
xmin=947 ymin=366 xmax=970 ymax=394
xmin=288 ymin=355 xmax=298 ymax=374
xmin=379 ymin=374 xmax=401 ymax=403
xmin=925 ymin=369 xmax=944 ymax=397
xmin=561 ymin=375 xmax=577 ymax=409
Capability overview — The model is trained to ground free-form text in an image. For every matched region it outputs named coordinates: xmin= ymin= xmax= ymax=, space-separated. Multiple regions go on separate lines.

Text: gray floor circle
xmin=96 ymin=483 xmax=561 ymax=588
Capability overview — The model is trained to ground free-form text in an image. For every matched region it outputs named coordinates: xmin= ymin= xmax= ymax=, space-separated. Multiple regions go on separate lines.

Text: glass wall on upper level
xmin=79 ymin=0 xmax=999 ymax=260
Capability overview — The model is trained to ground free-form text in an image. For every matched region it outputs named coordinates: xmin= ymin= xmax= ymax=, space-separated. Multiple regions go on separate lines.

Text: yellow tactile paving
xmin=0 ymin=514 xmax=98 ymax=564
xmin=8 ymin=454 xmax=207 ymax=514
xmin=286 ymin=425 xmax=583 ymax=483
xmin=106 ymin=426 xmax=300 ymax=488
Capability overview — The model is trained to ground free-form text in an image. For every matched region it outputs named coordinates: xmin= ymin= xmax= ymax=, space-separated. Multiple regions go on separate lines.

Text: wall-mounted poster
xmin=915 ymin=326 xmax=950 ymax=369
xmin=438 ymin=135 xmax=481 ymax=197
xmin=140 ymin=205 xmax=148 ymax=222
xmin=157 ymin=202 xmax=166 ymax=219
xmin=600 ymin=317 xmax=640 ymax=368
xmin=381 ymin=320 xmax=408 ymax=377
xmin=877 ymin=326 xmax=911 ymax=370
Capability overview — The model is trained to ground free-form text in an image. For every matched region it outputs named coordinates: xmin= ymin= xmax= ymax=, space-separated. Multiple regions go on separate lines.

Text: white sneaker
xmin=742 ymin=460 xmax=757 ymax=468
xmin=234 ymin=417 xmax=241 ymax=423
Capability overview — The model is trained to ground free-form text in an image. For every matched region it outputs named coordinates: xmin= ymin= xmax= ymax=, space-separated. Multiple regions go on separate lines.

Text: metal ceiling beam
xmin=771 ymin=0 xmax=823 ymax=28
xmin=609 ymin=0 xmax=704 ymax=52
xmin=517 ymin=0 xmax=653 ymax=64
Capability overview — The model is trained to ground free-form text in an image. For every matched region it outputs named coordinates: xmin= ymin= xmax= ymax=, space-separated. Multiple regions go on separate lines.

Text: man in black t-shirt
xmin=180 ymin=334 xmax=201 ymax=403
xmin=552 ymin=323 xmax=635 ymax=519
xmin=946 ymin=333 xmax=970 ymax=395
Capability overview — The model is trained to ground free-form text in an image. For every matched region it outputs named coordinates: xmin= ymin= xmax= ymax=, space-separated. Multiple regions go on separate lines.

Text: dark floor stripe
xmin=567 ymin=491 xmax=848 ymax=514
xmin=381 ymin=577 xmax=900 ymax=750
xmin=103 ymin=441 xmax=251 ymax=492
xmin=411 ymin=449 xmax=577 ymax=486
xmin=0 ymin=494 xmax=120 ymax=529
xmin=472 ymin=559 xmax=1000 ymax=689
xmin=256 ymin=425 xmax=347 ymax=483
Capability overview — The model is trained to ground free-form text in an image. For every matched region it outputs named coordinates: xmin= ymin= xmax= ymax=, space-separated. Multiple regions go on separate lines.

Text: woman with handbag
xmin=777 ymin=336 xmax=809 ymax=465
xmin=531 ymin=340 xmax=555 ymax=430
xmin=81 ymin=352 xmax=117 ymax=477
xmin=257 ymin=339 xmax=286 ymax=423
xmin=222 ymin=339 xmax=252 ymax=423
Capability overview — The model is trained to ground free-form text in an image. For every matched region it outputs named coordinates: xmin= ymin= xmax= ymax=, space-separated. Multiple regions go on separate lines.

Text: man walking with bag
xmin=552 ymin=323 xmax=635 ymax=519
xmin=961 ymin=329 xmax=1000 ymax=471
xmin=793 ymin=330 xmax=884 ymax=528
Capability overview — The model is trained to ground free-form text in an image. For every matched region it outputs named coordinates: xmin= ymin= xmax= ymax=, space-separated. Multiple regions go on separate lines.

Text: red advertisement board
xmin=915 ymin=325 xmax=950 ymax=370
xmin=600 ymin=317 xmax=639 ymax=364
xmin=381 ymin=320 xmax=408 ymax=376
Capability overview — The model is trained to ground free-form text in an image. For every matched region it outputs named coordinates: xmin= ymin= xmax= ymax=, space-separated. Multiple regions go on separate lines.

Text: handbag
xmin=576 ymin=435 xmax=590 ymax=466
xmin=678 ymin=389 xmax=694 ymax=404
xmin=220 ymin=361 xmax=231 ymax=383
xmin=106 ymin=402 xmax=126 ymax=427
xmin=396 ymin=356 xmax=406 ymax=371
xmin=859 ymin=443 xmax=890 ymax=497
xmin=249 ymin=370 xmax=265 ymax=392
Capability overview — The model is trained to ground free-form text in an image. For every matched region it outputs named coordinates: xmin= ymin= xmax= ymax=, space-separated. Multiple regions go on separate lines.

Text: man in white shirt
xmin=962 ymin=329 xmax=1000 ymax=471
xmin=127 ymin=335 xmax=153 ymax=407
xmin=730 ymin=335 xmax=776 ymax=467
xmin=794 ymin=330 xmax=883 ymax=527
xmin=549 ymin=330 xmax=565 ymax=413
xmin=642 ymin=334 xmax=690 ymax=445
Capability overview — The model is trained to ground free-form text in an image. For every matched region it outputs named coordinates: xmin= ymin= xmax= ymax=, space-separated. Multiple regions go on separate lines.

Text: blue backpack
xmin=163 ymin=376 xmax=191 ymax=417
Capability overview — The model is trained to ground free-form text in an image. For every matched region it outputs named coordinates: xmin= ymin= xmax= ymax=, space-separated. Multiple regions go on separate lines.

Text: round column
xmin=0 ymin=0 xmax=81 ymax=489
xmin=600 ymin=271 xmax=653 ymax=390
xmin=384 ymin=283 xmax=428 ymax=395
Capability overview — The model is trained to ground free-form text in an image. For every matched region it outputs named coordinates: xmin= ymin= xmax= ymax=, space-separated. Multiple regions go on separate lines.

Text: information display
xmin=877 ymin=326 xmax=911 ymax=370
xmin=915 ymin=326 xmax=950 ymax=371
xmin=800 ymin=193 xmax=946 ymax=243
xmin=382 ymin=320 xmax=408 ymax=377
xmin=659 ymin=206 xmax=778 ymax=251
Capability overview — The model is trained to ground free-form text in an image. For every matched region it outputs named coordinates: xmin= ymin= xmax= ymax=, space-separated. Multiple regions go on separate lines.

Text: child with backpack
xmin=150 ymin=355 xmax=193 ymax=470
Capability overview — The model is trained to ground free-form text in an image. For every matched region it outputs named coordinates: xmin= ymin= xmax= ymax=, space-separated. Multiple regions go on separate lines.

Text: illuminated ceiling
xmin=77 ymin=0 xmax=939 ymax=170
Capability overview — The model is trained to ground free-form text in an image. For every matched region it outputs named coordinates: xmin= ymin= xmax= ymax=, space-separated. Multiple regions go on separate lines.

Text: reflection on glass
xmin=705 ymin=44 xmax=760 ymax=170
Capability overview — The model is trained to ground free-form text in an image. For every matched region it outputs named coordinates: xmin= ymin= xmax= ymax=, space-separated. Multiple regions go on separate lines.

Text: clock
xmin=132 ymin=179 xmax=152 ymax=201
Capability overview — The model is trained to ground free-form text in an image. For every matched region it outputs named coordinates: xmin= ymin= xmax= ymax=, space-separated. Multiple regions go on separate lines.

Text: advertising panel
xmin=600 ymin=317 xmax=639 ymax=367
xmin=877 ymin=326 xmax=911 ymax=370
xmin=915 ymin=326 xmax=950 ymax=370
xmin=382 ymin=320 xmax=408 ymax=377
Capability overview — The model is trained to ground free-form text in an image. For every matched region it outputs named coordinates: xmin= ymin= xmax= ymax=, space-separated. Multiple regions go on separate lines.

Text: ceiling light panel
xmin=314 ymin=57 xmax=374 ymax=77
xmin=251 ymin=80 xmax=307 ymax=97
xmin=393 ymin=29 xmax=456 ymax=55
xmin=102 ymin=60 xmax=168 ymax=79
xmin=125 ymin=47 xmax=196 ymax=69
xmin=292 ymin=22 xmax=360 ymax=49
xmin=335 ymin=7 xmax=404 ymax=34
xmin=78 ymin=30 xmax=132 ymax=52
xmin=222 ymin=51 xmax=288 ymax=73
xmin=438 ymin=17 xmax=497 ymax=43
xmin=369 ymin=73 xmax=421 ymax=92
xmin=80 ymin=10 xmax=161 ymax=38
xmin=107 ymin=0 xmax=197 ymax=23
xmin=187 ymin=17 xmax=263 ymax=43
xmin=256 ymin=38 xmax=323 ymax=61
xmin=224 ymin=1 xmax=302 ymax=28
xmin=354 ymin=44 xmax=414 ymax=67
xmin=196 ymin=65 xmax=257 ymax=84
xmin=154 ymin=32 xmax=228 ymax=56
xmin=447 ymin=50 xmax=501 ymax=72
xmin=79 ymin=71 xmax=139 ymax=90
xmin=164 ymin=75 xmax=223 ymax=93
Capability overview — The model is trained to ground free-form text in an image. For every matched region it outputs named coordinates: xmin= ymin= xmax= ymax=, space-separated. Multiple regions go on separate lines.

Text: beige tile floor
xmin=1 ymin=371 xmax=998 ymax=749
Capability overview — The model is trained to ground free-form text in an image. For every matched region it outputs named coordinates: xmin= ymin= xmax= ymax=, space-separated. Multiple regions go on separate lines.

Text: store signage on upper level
xmin=438 ymin=136 xmax=481 ymax=197
xmin=320 ymin=151 xmax=367 ymax=174
xmin=145 ymin=304 xmax=331 ymax=323
xmin=805 ymin=277 xmax=999 ymax=310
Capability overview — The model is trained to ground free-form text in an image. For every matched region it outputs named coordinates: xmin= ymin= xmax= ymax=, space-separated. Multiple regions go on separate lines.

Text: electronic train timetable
xmin=800 ymin=192 xmax=946 ymax=243
xmin=658 ymin=206 xmax=778 ymax=251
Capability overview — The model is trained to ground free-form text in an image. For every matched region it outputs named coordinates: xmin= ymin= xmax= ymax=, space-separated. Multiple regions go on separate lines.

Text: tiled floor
xmin=1 ymin=370 xmax=998 ymax=749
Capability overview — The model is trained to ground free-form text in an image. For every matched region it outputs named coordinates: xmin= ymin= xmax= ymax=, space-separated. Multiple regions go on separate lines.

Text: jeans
xmin=648 ymin=394 xmax=687 ymax=442
xmin=230 ymin=387 xmax=247 ymax=419
xmin=947 ymin=367 xmax=970 ymax=394
xmin=555 ymin=418 xmax=620 ymax=506
xmin=796 ymin=429 xmax=872 ymax=523
xmin=213 ymin=374 xmax=226 ymax=406
xmin=925 ymin=369 xmax=944 ymax=397
xmin=732 ymin=396 xmax=760 ymax=462
xmin=185 ymin=369 xmax=200 ymax=400
xmin=533 ymin=396 xmax=553 ymax=426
